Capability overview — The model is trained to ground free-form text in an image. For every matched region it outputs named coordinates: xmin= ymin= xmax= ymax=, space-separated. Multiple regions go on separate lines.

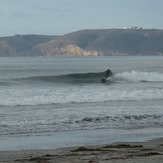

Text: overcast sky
xmin=0 ymin=0 xmax=163 ymax=36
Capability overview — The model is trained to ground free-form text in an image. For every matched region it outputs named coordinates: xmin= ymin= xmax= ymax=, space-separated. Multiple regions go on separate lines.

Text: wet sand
xmin=0 ymin=138 xmax=163 ymax=163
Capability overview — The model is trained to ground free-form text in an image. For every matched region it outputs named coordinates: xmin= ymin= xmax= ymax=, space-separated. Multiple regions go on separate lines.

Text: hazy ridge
xmin=0 ymin=29 xmax=163 ymax=56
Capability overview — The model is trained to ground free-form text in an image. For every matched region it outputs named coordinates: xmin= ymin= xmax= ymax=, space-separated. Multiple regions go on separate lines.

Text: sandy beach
xmin=0 ymin=138 xmax=162 ymax=163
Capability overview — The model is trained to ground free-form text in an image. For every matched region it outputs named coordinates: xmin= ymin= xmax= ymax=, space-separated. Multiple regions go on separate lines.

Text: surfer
xmin=101 ymin=69 xmax=113 ymax=83
xmin=104 ymin=69 xmax=113 ymax=78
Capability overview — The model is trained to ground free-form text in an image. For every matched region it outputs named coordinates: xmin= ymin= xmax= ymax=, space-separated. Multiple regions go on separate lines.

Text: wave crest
xmin=19 ymin=72 xmax=106 ymax=84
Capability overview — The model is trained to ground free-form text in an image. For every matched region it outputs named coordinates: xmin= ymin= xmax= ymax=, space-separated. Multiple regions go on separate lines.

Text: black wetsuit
xmin=104 ymin=69 xmax=113 ymax=78
xmin=101 ymin=69 xmax=113 ymax=83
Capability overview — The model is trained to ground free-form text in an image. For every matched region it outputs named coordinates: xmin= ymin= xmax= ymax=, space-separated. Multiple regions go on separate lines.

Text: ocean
xmin=0 ymin=56 xmax=163 ymax=150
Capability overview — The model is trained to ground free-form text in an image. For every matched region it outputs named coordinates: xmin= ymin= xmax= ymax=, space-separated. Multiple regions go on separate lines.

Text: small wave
xmin=8 ymin=71 xmax=163 ymax=85
xmin=13 ymin=72 xmax=107 ymax=84
xmin=75 ymin=114 xmax=163 ymax=124
xmin=0 ymin=72 xmax=108 ymax=86
xmin=115 ymin=71 xmax=163 ymax=83
xmin=66 ymin=113 xmax=163 ymax=130
xmin=1 ymin=114 xmax=163 ymax=136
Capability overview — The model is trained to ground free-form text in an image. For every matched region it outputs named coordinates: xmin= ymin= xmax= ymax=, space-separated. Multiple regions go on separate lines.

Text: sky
xmin=0 ymin=0 xmax=163 ymax=36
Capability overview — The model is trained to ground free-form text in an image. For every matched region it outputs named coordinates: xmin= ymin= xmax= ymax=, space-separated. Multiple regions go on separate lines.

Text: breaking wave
xmin=2 ymin=71 xmax=163 ymax=85
xmin=17 ymin=71 xmax=163 ymax=84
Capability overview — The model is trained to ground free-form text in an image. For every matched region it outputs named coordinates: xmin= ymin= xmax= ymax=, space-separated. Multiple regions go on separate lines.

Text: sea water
xmin=0 ymin=56 xmax=163 ymax=150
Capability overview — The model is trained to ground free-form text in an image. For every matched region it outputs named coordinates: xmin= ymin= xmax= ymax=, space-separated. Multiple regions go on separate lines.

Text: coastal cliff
xmin=32 ymin=43 xmax=101 ymax=56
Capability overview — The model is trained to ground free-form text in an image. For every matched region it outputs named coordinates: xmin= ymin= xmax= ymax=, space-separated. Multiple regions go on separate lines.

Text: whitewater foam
xmin=0 ymin=86 xmax=163 ymax=106
xmin=115 ymin=71 xmax=163 ymax=82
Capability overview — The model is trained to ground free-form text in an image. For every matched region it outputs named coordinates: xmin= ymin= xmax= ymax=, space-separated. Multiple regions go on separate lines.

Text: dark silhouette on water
xmin=101 ymin=69 xmax=113 ymax=83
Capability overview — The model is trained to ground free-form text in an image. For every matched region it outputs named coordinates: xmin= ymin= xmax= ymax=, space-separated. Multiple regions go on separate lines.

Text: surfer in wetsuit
xmin=101 ymin=69 xmax=113 ymax=83
xmin=104 ymin=69 xmax=113 ymax=78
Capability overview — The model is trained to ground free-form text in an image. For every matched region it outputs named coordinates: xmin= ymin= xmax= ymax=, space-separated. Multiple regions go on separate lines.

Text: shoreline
xmin=1 ymin=127 xmax=163 ymax=151
xmin=0 ymin=138 xmax=162 ymax=163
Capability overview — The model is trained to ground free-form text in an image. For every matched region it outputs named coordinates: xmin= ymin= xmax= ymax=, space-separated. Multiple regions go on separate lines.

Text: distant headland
xmin=0 ymin=28 xmax=163 ymax=56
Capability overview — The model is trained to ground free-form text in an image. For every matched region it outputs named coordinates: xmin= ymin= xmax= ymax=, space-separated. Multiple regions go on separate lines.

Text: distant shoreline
xmin=0 ymin=29 xmax=163 ymax=57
